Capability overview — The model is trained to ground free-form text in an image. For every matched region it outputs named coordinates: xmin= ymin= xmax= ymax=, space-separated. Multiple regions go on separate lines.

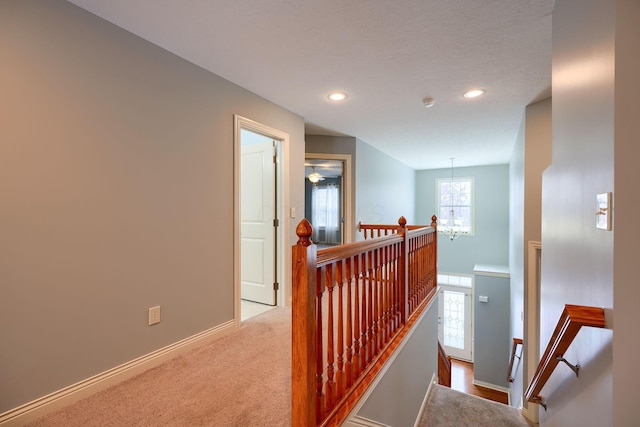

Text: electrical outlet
xmin=148 ymin=306 xmax=161 ymax=325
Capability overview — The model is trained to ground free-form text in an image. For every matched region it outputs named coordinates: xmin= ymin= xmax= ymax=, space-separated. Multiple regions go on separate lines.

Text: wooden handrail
xmin=292 ymin=216 xmax=437 ymax=426
xmin=524 ymin=304 xmax=605 ymax=407
xmin=507 ymin=337 xmax=523 ymax=382
xmin=358 ymin=216 xmax=434 ymax=240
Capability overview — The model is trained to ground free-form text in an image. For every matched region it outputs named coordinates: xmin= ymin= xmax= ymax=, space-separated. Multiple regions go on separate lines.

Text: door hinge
xmin=273 ymin=282 xmax=279 ymax=291
xmin=273 ymin=155 xmax=278 ymax=164
xmin=273 ymin=218 xmax=279 ymax=227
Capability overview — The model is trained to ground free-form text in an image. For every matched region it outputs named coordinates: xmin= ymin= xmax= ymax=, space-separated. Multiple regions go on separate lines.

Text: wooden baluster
xmin=336 ymin=260 xmax=345 ymax=399
xmin=408 ymin=240 xmax=413 ymax=315
xmin=316 ymin=267 xmax=324 ymax=419
xmin=380 ymin=247 xmax=388 ymax=345
xmin=345 ymin=256 xmax=354 ymax=388
xmin=385 ymin=247 xmax=394 ymax=341
xmin=325 ymin=264 xmax=335 ymax=412
xmin=394 ymin=242 xmax=401 ymax=328
xmin=366 ymin=250 xmax=375 ymax=359
xmin=378 ymin=247 xmax=384 ymax=348
xmin=361 ymin=252 xmax=370 ymax=365
xmin=353 ymin=254 xmax=362 ymax=377
xmin=390 ymin=242 xmax=397 ymax=330
xmin=423 ymin=236 xmax=428 ymax=298
xmin=391 ymin=245 xmax=397 ymax=333
xmin=385 ymin=246 xmax=391 ymax=342
xmin=381 ymin=245 xmax=388 ymax=345
xmin=372 ymin=248 xmax=379 ymax=357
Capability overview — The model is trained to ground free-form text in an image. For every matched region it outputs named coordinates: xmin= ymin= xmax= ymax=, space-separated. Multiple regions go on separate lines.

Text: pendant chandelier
xmin=439 ymin=158 xmax=466 ymax=241
xmin=307 ymin=167 xmax=323 ymax=184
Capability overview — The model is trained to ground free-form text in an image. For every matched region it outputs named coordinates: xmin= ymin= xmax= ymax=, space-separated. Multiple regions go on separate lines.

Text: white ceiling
xmin=67 ymin=0 xmax=553 ymax=170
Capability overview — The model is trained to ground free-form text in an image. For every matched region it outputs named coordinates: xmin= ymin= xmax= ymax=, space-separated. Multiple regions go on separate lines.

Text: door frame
xmin=522 ymin=240 xmax=541 ymax=422
xmin=234 ymin=115 xmax=289 ymax=325
xmin=305 ymin=153 xmax=353 ymax=244
xmin=438 ymin=282 xmax=474 ymax=362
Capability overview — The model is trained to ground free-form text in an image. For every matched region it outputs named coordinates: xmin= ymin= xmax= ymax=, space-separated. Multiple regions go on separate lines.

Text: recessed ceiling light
xmin=463 ymin=89 xmax=485 ymax=98
xmin=328 ymin=92 xmax=348 ymax=101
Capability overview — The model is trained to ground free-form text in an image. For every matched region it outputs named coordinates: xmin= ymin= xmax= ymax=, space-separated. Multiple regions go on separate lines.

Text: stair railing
xmin=358 ymin=219 xmax=427 ymax=240
xmin=507 ymin=337 xmax=523 ymax=382
xmin=292 ymin=216 xmax=438 ymax=426
xmin=524 ymin=304 xmax=605 ymax=409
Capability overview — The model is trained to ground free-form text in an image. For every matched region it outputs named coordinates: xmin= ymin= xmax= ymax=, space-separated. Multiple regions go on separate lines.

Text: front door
xmin=438 ymin=284 xmax=473 ymax=361
xmin=240 ymin=135 xmax=277 ymax=305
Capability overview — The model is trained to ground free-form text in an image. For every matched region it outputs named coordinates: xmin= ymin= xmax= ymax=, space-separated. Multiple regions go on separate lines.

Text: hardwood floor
xmin=450 ymin=358 xmax=509 ymax=405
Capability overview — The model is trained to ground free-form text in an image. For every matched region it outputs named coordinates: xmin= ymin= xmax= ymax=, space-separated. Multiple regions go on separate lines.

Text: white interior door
xmin=438 ymin=284 xmax=473 ymax=361
xmin=241 ymin=138 xmax=277 ymax=305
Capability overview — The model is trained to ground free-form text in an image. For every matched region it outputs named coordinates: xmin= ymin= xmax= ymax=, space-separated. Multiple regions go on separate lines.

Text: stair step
xmin=417 ymin=385 xmax=534 ymax=427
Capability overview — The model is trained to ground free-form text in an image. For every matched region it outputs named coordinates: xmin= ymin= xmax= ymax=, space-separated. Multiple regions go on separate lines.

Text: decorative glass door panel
xmin=438 ymin=285 xmax=472 ymax=361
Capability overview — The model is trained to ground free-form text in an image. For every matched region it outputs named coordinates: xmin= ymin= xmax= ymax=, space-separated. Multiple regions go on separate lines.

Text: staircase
xmin=417 ymin=385 xmax=534 ymax=427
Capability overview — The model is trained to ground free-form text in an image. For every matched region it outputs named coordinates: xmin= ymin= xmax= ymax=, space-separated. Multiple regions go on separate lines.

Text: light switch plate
xmin=596 ymin=192 xmax=612 ymax=231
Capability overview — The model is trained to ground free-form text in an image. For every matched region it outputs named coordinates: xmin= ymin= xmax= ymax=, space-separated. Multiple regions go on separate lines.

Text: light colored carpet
xmin=417 ymin=385 xmax=534 ymax=427
xmin=28 ymin=306 xmax=292 ymax=427
xmin=26 ymin=308 xmax=533 ymax=427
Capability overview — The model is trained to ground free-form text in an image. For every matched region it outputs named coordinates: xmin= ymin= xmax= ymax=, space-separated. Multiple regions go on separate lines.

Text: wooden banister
xmin=293 ymin=216 xmax=437 ymax=426
xmin=507 ymin=337 xmax=523 ymax=382
xmin=524 ymin=304 xmax=605 ymax=408
xmin=358 ymin=216 xmax=437 ymax=240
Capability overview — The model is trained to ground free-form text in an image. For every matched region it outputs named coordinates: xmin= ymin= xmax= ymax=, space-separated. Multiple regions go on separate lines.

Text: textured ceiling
xmin=66 ymin=0 xmax=553 ymax=170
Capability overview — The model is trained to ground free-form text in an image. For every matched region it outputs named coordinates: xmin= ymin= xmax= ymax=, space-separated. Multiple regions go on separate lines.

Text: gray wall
xmin=306 ymin=135 xmax=417 ymax=241
xmin=613 ymin=1 xmax=640 ymax=424
xmin=538 ymin=0 xmax=639 ymax=425
xmin=355 ymin=139 xmax=416 ymax=231
xmin=416 ymin=165 xmax=509 ymax=275
xmin=305 ymin=135 xmax=357 ymax=242
xmin=354 ymin=298 xmax=438 ymax=427
xmin=473 ymin=270 xmax=510 ymax=389
xmin=305 ymin=135 xmax=357 ymax=159
xmin=508 ymin=98 xmax=552 ymax=408
xmin=0 ymin=0 xmax=305 ymax=412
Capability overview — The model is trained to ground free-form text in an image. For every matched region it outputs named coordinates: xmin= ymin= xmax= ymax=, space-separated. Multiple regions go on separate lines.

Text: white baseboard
xmin=520 ymin=396 xmax=540 ymax=424
xmin=413 ymin=373 xmax=438 ymax=427
xmin=0 ymin=320 xmax=237 ymax=427
xmin=343 ymin=415 xmax=392 ymax=427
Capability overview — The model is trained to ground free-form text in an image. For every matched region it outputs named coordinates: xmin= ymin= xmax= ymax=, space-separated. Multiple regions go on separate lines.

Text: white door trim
xmin=522 ymin=240 xmax=541 ymax=423
xmin=305 ymin=152 xmax=353 ymax=243
xmin=234 ymin=115 xmax=290 ymax=324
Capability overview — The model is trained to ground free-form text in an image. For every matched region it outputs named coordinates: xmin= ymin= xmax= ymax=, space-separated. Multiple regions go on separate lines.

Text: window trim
xmin=436 ymin=176 xmax=476 ymax=237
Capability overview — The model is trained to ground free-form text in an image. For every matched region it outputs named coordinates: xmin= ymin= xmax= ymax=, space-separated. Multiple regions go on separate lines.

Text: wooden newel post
xmin=398 ymin=216 xmax=407 ymax=230
xmin=431 ymin=215 xmax=438 ymax=277
xmin=397 ymin=216 xmax=409 ymax=324
xmin=292 ymin=219 xmax=318 ymax=426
